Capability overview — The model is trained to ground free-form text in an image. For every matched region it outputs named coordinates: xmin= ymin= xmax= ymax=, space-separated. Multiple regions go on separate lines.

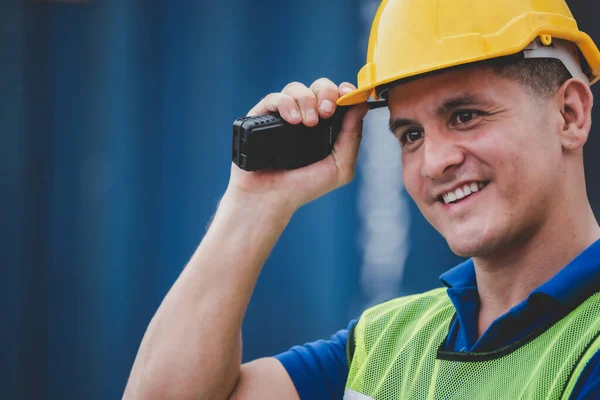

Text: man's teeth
xmin=442 ymin=182 xmax=486 ymax=204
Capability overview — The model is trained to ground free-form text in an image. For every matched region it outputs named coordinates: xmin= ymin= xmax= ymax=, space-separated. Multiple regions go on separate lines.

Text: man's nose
xmin=420 ymin=132 xmax=465 ymax=180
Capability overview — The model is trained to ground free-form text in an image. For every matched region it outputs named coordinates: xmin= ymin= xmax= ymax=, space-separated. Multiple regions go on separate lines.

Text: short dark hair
xmin=491 ymin=58 xmax=573 ymax=98
xmin=377 ymin=57 xmax=573 ymax=100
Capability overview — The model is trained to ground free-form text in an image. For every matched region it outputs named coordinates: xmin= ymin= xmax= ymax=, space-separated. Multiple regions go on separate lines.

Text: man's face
xmin=387 ymin=66 xmax=564 ymax=257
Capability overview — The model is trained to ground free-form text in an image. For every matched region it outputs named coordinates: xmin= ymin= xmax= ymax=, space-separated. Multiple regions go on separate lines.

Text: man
xmin=124 ymin=0 xmax=600 ymax=399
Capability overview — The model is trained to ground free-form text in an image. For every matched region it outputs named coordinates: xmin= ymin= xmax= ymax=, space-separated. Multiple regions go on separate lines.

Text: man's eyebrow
xmin=437 ymin=93 xmax=487 ymax=115
xmin=388 ymin=118 xmax=418 ymax=133
xmin=388 ymin=93 xmax=490 ymax=133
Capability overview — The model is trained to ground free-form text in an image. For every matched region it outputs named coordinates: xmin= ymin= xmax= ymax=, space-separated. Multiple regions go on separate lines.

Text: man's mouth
xmin=439 ymin=181 xmax=489 ymax=205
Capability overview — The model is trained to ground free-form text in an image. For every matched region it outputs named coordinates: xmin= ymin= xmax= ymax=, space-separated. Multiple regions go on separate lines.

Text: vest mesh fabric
xmin=345 ymin=288 xmax=600 ymax=400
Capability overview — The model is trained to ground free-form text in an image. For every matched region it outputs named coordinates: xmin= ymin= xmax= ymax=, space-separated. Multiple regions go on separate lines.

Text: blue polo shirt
xmin=275 ymin=239 xmax=600 ymax=399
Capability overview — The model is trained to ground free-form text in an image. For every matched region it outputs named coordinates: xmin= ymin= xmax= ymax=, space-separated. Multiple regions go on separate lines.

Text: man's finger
xmin=282 ymin=82 xmax=319 ymax=127
xmin=331 ymin=103 xmax=369 ymax=185
xmin=310 ymin=78 xmax=339 ymax=118
xmin=247 ymin=93 xmax=302 ymax=124
xmin=338 ymin=82 xmax=358 ymax=98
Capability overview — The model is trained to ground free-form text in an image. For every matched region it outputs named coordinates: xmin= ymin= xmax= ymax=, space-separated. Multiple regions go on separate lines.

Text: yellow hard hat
xmin=337 ymin=0 xmax=600 ymax=106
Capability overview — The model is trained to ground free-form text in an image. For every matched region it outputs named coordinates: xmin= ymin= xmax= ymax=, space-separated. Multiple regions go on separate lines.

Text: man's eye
xmin=453 ymin=110 xmax=478 ymax=125
xmin=403 ymin=130 xmax=423 ymax=144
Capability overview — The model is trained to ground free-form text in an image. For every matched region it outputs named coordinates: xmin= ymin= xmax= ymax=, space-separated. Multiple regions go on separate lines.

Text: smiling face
xmin=387 ymin=66 xmax=567 ymax=258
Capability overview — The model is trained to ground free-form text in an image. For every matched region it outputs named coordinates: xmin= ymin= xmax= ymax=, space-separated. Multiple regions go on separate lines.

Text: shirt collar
xmin=530 ymin=238 xmax=600 ymax=307
xmin=439 ymin=258 xmax=476 ymax=289
xmin=438 ymin=238 xmax=600 ymax=307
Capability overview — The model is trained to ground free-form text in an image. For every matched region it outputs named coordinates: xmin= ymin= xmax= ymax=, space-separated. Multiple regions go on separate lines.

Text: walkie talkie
xmin=232 ymin=101 xmax=386 ymax=171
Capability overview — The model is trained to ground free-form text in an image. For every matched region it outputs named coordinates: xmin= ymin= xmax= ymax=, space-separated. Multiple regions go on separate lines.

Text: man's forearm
xmin=123 ymin=190 xmax=294 ymax=399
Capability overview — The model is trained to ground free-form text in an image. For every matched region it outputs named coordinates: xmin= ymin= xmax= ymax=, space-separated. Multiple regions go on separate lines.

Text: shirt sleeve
xmin=274 ymin=319 xmax=358 ymax=400
xmin=570 ymin=350 xmax=600 ymax=399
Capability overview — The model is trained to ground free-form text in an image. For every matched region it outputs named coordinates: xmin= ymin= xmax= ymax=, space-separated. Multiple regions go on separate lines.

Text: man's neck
xmin=473 ymin=203 xmax=600 ymax=338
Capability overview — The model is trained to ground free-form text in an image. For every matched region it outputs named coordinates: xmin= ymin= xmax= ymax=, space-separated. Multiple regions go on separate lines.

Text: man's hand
xmin=227 ymin=79 xmax=369 ymax=213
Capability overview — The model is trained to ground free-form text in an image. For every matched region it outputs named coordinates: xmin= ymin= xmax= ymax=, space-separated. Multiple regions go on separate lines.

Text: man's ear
xmin=557 ymin=78 xmax=594 ymax=152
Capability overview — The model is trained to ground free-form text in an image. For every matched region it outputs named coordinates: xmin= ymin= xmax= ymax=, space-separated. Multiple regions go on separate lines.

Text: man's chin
xmin=444 ymin=231 xmax=498 ymax=258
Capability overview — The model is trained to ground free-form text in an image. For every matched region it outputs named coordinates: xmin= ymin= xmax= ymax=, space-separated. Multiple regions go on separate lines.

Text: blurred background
xmin=2 ymin=0 xmax=599 ymax=399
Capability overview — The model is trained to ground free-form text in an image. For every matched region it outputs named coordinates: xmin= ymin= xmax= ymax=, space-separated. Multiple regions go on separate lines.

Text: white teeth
xmin=441 ymin=181 xmax=487 ymax=204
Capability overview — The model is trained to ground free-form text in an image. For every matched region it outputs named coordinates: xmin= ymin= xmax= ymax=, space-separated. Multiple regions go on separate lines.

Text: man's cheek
xmin=402 ymin=164 xmax=421 ymax=199
xmin=403 ymin=178 xmax=421 ymax=206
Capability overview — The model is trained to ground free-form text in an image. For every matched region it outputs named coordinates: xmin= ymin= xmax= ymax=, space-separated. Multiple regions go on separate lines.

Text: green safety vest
xmin=344 ymin=288 xmax=600 ymax=400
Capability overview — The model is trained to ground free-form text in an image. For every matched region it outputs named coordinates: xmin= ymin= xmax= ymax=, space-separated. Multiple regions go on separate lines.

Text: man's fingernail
xmin=320 ymin=100 xmax=334 ymax=113
xmin=290 ymin=108 xmax=301 ymax=120
xmin=340 ymin=87 xmax=352 ymax=95
xmin=306 ymin=108 xmax=318 ymax=122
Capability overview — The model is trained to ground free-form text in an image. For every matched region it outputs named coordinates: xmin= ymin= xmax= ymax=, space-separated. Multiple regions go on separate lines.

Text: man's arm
xmin=230 ymin=359 xmax=300 ymax=400
xmin=123 ymin=191 xmax=294 ymax=399
xmin=123 ymin=79 xmax=369 ymax=399
xmin=229 ymin=318 xmax=356 ymax=400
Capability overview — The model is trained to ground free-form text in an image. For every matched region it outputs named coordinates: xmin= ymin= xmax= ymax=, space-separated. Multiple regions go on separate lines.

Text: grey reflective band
xmin=523 ymin=37 xmax=590 ymax=85
xmin=344 ymin=389 xmax=376 ymax=400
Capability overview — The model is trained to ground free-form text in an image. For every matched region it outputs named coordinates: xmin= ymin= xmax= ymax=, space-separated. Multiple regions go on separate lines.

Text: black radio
xmin=232 ymin=102 xmax=386 ymax=171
